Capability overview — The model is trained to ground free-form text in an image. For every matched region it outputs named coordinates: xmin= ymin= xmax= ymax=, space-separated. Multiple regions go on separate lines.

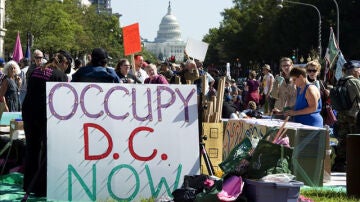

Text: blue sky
xmin=112 ymin=0 xmax=234 ymax=41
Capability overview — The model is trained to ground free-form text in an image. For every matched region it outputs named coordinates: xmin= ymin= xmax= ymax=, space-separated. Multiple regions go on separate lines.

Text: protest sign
xmin=185 ymin=38 xmax=209 ymax=61
xmin=123 ymin=23 xmax=142 ymax=56
xmin=46 ymin=83 xmax=200 ymax=201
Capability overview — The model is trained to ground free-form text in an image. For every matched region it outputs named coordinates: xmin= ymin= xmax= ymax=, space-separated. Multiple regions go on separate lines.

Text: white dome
xmin=154 ymin=2 xmax=182 ymax=43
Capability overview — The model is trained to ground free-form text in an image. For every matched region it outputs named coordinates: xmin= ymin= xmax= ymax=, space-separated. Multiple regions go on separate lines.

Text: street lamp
xmin=332 ymin=0 xmax=339 ymax=46
xmin=277 ymin=0 xmax=322 ymax=57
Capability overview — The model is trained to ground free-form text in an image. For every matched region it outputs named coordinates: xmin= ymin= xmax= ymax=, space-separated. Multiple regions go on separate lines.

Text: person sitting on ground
xmin=243 ymin=101 xmax=263 ymax=118
xmin=222 ymin=91 xmax=237 ymax=118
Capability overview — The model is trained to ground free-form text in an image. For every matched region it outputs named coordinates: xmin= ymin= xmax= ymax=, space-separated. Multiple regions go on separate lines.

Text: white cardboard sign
xmin=46 ymin=83 xmax=200 ymax=201
xmin=185 ymin=38 xmax=209 ymax=62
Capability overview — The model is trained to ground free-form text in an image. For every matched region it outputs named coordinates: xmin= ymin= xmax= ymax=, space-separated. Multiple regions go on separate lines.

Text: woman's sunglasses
xmin=307 ymin=69 xmax=317 ymax=73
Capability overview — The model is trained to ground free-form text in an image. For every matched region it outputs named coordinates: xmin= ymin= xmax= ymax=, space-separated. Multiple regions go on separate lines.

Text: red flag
xmin=12 ymin=32 xmax=24 ymax=63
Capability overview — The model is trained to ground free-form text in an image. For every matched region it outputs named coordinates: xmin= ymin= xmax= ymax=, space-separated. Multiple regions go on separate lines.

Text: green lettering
xmin=108 ymin=164 xmax=140 ymax=201
xmin=145 ymin=164 xmax=182 ymax=197
xmin=68 ymin=164 xmax=96 ymax=201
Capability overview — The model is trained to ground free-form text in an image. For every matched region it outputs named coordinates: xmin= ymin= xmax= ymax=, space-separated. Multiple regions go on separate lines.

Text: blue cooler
xmin=245 ymin=179 xmax=304 ymax=202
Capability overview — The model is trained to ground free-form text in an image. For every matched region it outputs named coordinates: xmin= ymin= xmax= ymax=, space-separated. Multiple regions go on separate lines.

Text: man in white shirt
xmin=19 ymin=58 xmax=30 ymax=105
xmin=262 ymin=64 xmax=275 ymax=114
xmin=130 ymin=54 xmax=148 ymax=83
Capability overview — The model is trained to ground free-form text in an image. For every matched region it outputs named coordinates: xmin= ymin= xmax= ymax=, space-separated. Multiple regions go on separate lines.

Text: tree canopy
xmin=4 ymin=0 xmax=157 ymax=65
xmin=203 ymin=0 xmax=360 ymax=75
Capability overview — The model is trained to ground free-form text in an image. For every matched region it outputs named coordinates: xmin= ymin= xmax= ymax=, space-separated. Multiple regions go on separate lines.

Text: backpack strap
xmin=347 ymin=78 xmax=360 ymax=106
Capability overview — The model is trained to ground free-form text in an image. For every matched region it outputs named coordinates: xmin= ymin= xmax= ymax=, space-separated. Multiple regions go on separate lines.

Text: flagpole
xmin=332 ymin=0 xmax=339 ymax=47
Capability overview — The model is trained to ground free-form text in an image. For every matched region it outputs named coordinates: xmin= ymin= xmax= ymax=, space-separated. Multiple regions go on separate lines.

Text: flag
xmin=24 ymin=38 xmax=31 ymax=60
xmin=335 ymin=52 xmax=346 ymax=81
xmin=12 ymin=32 xmax=24 ymax=62
xmin=324 ymin=27 xmax=340 ymax=69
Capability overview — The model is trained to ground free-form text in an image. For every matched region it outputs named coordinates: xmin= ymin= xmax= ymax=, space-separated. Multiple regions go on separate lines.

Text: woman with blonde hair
xmin=0 ymin=60 xmax=22 ymax=112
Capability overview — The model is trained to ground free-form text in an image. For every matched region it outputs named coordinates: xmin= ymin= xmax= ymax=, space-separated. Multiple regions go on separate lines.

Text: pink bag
xmin=217 ymin=175 xmax=244 ymax=201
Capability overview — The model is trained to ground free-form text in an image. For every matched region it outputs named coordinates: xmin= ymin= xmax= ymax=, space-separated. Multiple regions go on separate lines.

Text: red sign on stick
xmin=122 ymin=23 xmax=141 ymax=56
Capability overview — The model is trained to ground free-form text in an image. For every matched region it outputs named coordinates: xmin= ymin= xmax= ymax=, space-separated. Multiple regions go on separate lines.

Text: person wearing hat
xmin=332 ymin=61 xmax=360 ymax=172
xmin=71 ymin=48 xmax=120 ymax=83
xmin=261 ymin=64 xmax=275 ymax=114
xmin=22 ymin=51 xmax=71 ymax=196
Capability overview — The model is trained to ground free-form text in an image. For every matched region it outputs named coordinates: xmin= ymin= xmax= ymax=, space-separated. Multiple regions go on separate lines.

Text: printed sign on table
xmin=46 ymin=83 xmax=200 ymax=201
xmin=123 ymin=23 xmax=142 ymax=56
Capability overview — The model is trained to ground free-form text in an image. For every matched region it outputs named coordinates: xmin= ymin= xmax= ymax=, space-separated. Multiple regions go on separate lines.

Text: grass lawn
xmin=301 ymin=189 xmax=360 ymax=202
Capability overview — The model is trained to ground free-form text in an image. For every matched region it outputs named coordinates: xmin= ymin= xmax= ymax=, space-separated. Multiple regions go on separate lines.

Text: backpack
xmin=330 ymin=78 xmax=353 ymax=111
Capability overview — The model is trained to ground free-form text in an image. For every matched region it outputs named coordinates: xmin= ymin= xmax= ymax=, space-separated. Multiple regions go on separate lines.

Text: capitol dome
xmin=154 ymin=2 xmax=182 ymax=43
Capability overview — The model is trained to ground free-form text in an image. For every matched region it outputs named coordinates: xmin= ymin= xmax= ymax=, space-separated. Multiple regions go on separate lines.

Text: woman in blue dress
xmin=284 ymin=66 xmax=323 ymax=127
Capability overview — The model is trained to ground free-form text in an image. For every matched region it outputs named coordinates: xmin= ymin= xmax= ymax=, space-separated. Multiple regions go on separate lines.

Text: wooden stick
xmin=130 ymin=54 xmax=135 ymax=70
xmin=273 ymin=116 xmax=290 ymax=142
xmin=174 ymin=76 xmax=181 ymax=84
xmin=201 ymin=74 xmax=206 ymax=97
xmin=278 ymin=128 xmax=288 ymax=140
xmin=216 ymin=77 xmax=226 ymax=122
xmin=211 ymin=96 xmax=217 ymax=113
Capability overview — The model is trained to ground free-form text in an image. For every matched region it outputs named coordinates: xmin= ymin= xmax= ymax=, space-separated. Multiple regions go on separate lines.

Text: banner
xmin=123 ymin=23 xmax=142 ymax=56
xmin=46 ymin=83 xmax=200 ymax=201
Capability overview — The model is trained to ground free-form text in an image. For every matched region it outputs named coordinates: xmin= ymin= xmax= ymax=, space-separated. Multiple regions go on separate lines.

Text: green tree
xmin=203 ymin=0 xmax=360 ymax=75
xmin=4 ymin=0 xmax=124 ymax=62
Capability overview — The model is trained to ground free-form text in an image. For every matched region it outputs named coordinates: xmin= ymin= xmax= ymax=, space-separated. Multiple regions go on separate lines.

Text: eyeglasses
xmin=307 ymin=69 xmax=317 ymax=73
xmin=35 ymin=56 xmax=43 ymax=59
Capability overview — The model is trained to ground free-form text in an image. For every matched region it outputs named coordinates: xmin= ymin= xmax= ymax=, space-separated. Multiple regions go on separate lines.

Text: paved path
xmin=323 ymin=172 xmax=346 ymax=187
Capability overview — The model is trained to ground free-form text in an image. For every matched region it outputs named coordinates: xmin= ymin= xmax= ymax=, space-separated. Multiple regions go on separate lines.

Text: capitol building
xmin=143 ymin=2 xmax=185 ymax=62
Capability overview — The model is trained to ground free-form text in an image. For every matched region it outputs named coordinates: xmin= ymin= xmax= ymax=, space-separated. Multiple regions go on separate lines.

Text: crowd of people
xmin=0 ymin=47 xmax=359 ymax=196
xmin=222 ymin=57 xmax=360 ymax=173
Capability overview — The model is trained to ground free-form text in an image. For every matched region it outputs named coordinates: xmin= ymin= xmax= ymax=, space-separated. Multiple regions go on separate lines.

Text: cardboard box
xmin=10 ymin=119 xmax=24 ymax=139
xmin=201 ymin=122 xmax=223 ymax=175
xmin=224 ymin=119 xmax=327 ymax=186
